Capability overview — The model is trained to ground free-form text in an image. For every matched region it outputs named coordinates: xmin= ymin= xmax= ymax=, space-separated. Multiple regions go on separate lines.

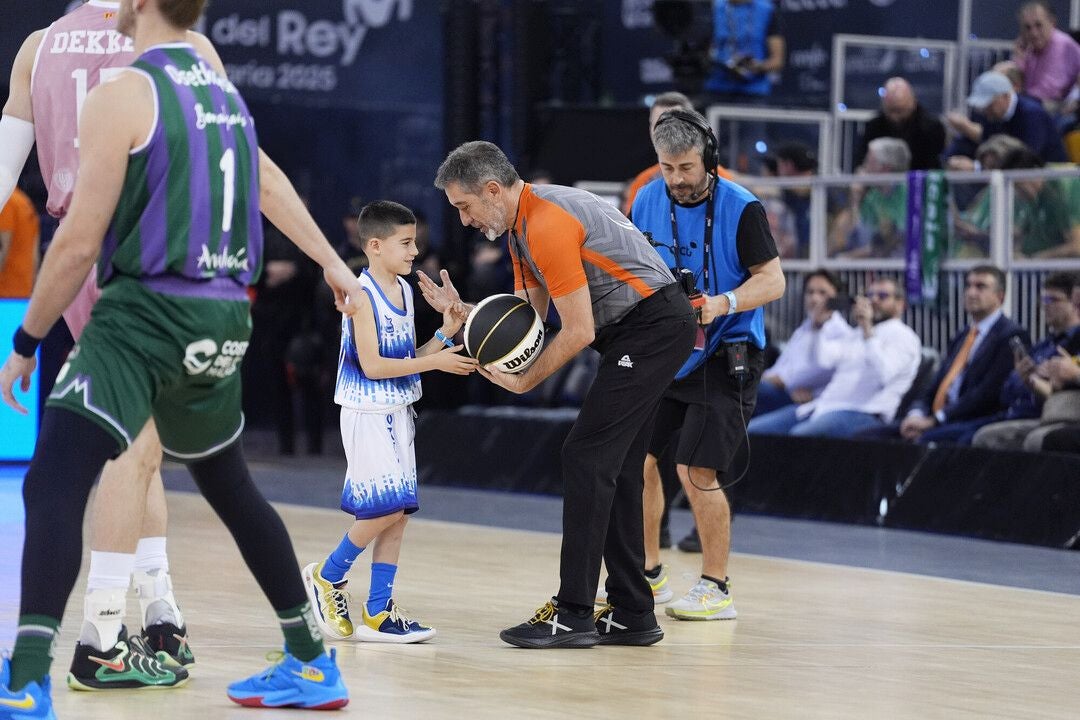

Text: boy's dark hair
xmin=358 ymin=201 xmax=416 ymax=250
xmin=1044 ymin=271 xmax=1078 ymax=298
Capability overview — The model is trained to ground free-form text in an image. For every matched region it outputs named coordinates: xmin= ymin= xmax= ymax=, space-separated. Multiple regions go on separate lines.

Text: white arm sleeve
xmin=0 ymin=114 xmax=36 ymax=208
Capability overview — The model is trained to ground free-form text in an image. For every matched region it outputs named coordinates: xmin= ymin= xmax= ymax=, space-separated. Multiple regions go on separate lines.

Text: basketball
xmin=463 ymin=294 xmax=545 ymax=373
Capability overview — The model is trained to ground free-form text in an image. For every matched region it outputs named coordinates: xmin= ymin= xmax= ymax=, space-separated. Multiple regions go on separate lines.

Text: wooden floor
xmin=2 ymin=489 xmax=1080 ymax=719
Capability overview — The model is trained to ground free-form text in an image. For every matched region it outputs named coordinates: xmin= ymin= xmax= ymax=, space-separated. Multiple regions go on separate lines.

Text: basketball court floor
xmin=1 ymin=459 xmax=1079 ymax=719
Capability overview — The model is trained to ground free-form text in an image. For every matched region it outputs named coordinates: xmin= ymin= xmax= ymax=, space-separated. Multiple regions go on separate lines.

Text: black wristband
xmin=12 ymin=326 xmax=42 ymax=358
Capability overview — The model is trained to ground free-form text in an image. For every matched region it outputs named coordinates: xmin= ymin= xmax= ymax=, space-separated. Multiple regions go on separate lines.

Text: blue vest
xmin=706 ymin=0 xmax=775 ymax=96
xmin=631 ymin=176 xmax=767 ymax=379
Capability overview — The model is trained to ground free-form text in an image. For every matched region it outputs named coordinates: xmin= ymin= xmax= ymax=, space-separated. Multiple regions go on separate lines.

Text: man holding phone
xmin=972 ymin=272 xmax=1080 ymax=450
xmin=749 ymin=277 xmax=920 ymax=438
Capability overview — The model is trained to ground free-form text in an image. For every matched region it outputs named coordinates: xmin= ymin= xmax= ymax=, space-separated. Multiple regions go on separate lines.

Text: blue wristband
xmin=434 ymin=329 xmax=454 ymax=348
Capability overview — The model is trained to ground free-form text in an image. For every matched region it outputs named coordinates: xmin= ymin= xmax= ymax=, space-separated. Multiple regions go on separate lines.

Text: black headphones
xmin=653 ymin=108 xmax=719 ymax=173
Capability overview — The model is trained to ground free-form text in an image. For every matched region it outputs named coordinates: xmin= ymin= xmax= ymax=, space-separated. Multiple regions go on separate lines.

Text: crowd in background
xmin=2 ymin=0 xmax=1078 ymax=456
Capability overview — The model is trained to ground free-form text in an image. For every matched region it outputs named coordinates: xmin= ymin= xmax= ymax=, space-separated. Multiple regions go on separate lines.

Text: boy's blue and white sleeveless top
xmin=334 ymin=270 xmax=422 ymax=411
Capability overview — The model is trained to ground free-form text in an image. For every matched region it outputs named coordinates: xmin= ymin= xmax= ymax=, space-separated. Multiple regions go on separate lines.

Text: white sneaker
xmin=665 ymin=577 xmax=737 ymax=620
xmin=595 ymin=565 xmax=673 ymax=605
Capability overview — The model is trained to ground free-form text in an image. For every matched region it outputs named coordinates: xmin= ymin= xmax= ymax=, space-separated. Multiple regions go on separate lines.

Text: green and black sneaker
xmin=67 ymin=628 xmax=188 ymax=691
xmin=142 ymin=622 xmax=195 ymax=668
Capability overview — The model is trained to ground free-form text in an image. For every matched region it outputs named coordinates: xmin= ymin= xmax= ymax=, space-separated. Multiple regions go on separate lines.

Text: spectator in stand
xmin=768 ymin=142 xmax=817 ymax=257
xmin=622 ymin=92 xmax=734 ymax=216
xmin=945 ymin=70 xmax=1067 ymax=167
xmin=1013 ymin=1 xmax=1080 ymax=114
xmin=999 ymin=148 xmax=1079 ymax=259
xmin=897 ymin=266 xmax=1029 ymax=445
xmin=704 ymin=0 xmax=785 ymax=103
xmin=855 ymin=77 xmax=946 ymax=171
xmin=972 ymin=272 xmax=1080 ymax=451
xmin=833 ymin=138 xmax=911 ymax=259
xmin=953 ymin=134 xmax=1030 ymax=257
xmin=749 ymin=277 xmax=920 ymax=438
xmin=339 ymin=196 xmax=367 ymax=274
xmin=0 ymin=187 xmax=40 ymax=298
xmin=755 ymin=269 xmax=851 ymax=416
xmin=992 ymin=61 xmax=1027 ymax=97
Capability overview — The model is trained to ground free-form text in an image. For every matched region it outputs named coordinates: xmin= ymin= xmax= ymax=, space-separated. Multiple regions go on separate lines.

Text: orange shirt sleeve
xmin=528 ymin=205 xmax=587 ymax=299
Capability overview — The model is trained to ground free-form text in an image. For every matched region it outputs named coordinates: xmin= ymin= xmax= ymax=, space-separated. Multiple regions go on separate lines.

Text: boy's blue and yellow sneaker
xmin=226 ymin=648 xmax=348 ymax=710
xmin=0 ymin=657 xmax=54 ymax=720
xmin=352 ymin=599 xmax=436 ymax=644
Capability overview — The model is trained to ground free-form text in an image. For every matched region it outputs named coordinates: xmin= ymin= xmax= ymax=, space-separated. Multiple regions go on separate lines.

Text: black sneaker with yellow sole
xmin=67 ymin=629 xmax=188 ymax=691
xmin=499 ymin=598 xmax=599 ymax=649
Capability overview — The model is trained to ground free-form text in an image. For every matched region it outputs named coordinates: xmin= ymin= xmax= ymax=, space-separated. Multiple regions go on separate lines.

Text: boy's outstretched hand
xmin=431 ymin=345 xmax=478 ymax=375
xmin=417 ymin=269 xmax=464 ymax=314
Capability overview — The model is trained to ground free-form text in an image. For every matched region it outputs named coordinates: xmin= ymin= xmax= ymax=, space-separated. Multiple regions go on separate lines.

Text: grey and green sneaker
xmin=67 ymin=628 xmax=188 ymax=690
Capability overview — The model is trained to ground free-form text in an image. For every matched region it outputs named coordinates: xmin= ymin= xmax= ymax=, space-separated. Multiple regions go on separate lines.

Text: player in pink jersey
xmin=1 ymin=0 xmax=364 ymax=693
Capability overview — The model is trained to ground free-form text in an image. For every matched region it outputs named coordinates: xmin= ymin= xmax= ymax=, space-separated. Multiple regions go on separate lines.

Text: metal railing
xmin=739 ymin=167 xmax=1080 ymax=351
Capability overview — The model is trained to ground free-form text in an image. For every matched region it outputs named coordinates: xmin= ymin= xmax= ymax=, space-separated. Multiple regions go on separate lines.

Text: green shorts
xmin=47 ymin=277 xmax=252 ymax=461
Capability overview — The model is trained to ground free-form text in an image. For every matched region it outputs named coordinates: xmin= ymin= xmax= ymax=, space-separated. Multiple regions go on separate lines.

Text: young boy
xmin=304 ymin=200 xmax=476 ymax=643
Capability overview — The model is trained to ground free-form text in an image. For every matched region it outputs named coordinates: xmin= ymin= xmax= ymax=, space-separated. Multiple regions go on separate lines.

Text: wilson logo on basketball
xmin=501 ymin=330 xmax=543 ymax=371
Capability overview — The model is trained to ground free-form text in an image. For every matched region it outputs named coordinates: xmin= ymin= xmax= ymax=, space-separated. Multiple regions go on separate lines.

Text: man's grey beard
xmin=484 ymin=227 xmax=501 ymax=242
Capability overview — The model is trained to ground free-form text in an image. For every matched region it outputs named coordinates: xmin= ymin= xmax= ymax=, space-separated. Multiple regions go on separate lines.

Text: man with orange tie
xmin=899 ymin=265 xmax=1029 ymax=445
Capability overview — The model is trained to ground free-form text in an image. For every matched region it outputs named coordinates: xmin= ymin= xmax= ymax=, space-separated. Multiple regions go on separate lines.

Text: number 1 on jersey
xmin=219 ymin=148 xmax=235 ymax=234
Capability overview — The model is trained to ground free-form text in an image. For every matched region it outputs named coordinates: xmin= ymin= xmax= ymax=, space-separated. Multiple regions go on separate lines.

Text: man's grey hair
xmin=652 ymin=91 xmax=694 ymax=113
xmin=434 ymin=141 xmax=521 ymax=192
xmin=867 ymin=137 xmax=912 ymax=172
xmin=651 ymin=108 xmax=708 ymax=159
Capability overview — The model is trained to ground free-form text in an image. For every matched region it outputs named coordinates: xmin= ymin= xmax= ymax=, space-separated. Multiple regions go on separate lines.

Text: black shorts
xmin=647 ymin=343 xmax=764 ymax=471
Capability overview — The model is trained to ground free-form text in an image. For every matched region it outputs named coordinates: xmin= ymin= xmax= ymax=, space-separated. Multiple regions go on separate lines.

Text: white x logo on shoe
xmin=545 ymin=614 xmax=573 ymax=635
xmin=598 ymin=614 xmax=627 ymax=633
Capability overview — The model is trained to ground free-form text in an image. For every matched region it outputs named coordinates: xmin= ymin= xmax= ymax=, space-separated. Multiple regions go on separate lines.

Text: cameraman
xmin=630 ymin=108 xmax=784 ymax=620
xmin=705 ymin=0 xmax=786 ymax=102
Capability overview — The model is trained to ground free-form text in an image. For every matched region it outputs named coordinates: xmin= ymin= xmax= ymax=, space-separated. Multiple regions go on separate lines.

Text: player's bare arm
xmin=18 ymin=73 xmax=149 ymax=339
xmin=188 ymin=30 xmax=362 ymax=315
xmin=0 ymin=72 xmax=148 ymax=413
xmin=352 ymin=291 xmax=476 ymax=378
xmin=0 ymin=30 xmax=43 ymax=207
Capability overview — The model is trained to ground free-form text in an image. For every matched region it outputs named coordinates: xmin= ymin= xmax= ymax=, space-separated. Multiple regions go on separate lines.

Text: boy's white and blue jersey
xmin=334 ymin=269 xmax=422 ymax=410
xmin=334 ymin=269 xmax=422 ymax=519
xmin=631 ymin=176 xmax=768 ymax=380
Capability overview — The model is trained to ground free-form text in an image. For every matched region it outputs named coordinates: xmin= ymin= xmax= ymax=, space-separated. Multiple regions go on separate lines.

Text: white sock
xmin=133 ymin=536 xmax=169 ymax=575
xmin=133 ymin=569 xmax=184 ymax=629
xmin=81 ymin=551 xmax=135 ymax=651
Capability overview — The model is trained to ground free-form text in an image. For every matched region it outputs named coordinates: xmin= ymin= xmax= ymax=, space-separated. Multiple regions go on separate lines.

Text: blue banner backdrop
xmin=1 ymin=1 xmax=445 ymax=251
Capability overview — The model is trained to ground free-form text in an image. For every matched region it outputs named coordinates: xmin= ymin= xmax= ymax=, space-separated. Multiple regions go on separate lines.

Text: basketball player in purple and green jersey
xmin=303 ymin=201 xmax=475 ymax=646
xmin=0 ymin=0 xmax=357 ymax=713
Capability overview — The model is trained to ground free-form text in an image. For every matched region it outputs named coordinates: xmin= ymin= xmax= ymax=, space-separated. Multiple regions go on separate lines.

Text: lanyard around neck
xmin=669 ymin=189 xmax=716 ymax=295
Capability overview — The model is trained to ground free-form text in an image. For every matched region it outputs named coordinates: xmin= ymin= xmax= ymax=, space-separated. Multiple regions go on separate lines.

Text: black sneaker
xmin=594 ymin=605 xmax=664 ymax=646
xmin=499 ymin=598 xmax=600 ymax=649
xmin=67 ymin=628 xmax=188 ymax=691
xmin=142 ymin=622 xmax=195 ymax=668
xmin=677 ymin=526 xmax=702 ymax=553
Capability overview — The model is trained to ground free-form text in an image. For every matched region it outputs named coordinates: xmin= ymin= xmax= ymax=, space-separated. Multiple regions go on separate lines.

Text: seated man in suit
xmin=899 ymin=265 xmax=1030 ymax=445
